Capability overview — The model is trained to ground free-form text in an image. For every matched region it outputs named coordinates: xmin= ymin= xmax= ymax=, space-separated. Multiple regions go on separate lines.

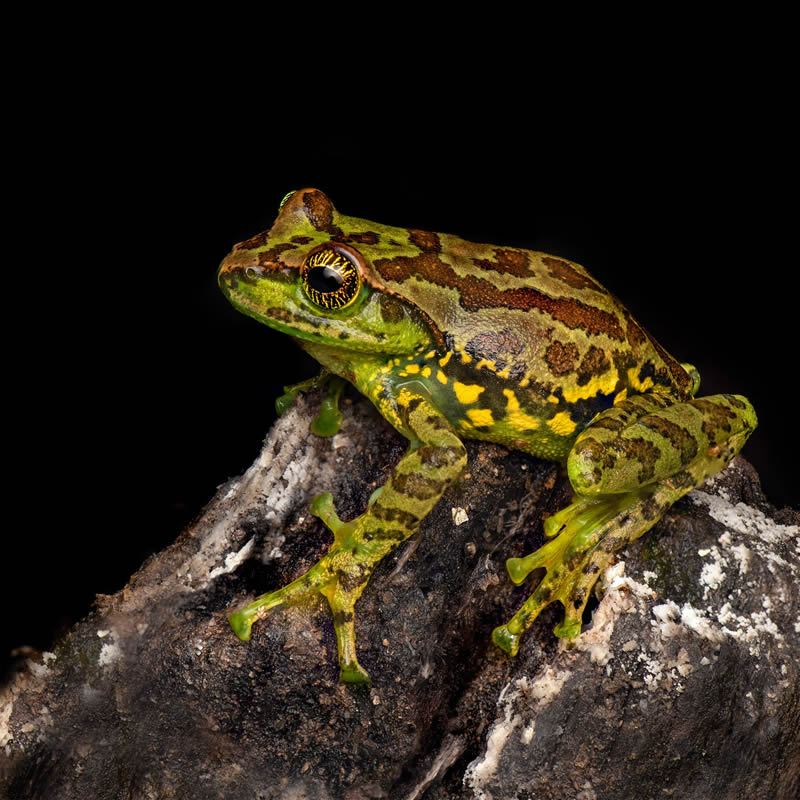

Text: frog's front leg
xmin=493 ymin=392 xmax=757 ymax=655
xmin=228 ymin=393 xmax=467 ymax=683
xmin=275 ymin=371 xmax=346 ymax=437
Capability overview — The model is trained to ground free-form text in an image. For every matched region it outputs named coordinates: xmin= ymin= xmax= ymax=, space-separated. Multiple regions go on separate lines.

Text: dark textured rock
xmin=1 ymin=395 xmax=798 ymax=800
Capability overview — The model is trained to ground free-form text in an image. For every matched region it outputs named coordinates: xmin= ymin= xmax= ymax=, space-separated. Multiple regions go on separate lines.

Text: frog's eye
xmin=301 ymin=247 xmax=362 ymax=311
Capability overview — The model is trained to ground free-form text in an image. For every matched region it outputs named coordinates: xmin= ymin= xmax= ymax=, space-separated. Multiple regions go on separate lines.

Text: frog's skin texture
xmin=218 ymin=190 xmax=757 ymax=683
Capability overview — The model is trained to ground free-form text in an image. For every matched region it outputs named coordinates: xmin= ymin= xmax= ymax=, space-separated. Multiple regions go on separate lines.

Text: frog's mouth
xmin=218 ymin=263 xmax=310 ymax=333
xmin=218 ymin=262 xmax=435 ymax=357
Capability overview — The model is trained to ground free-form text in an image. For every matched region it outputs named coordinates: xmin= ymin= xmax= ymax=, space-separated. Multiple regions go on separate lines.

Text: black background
xmin=4 ymin=117 xmax=796 ymax=679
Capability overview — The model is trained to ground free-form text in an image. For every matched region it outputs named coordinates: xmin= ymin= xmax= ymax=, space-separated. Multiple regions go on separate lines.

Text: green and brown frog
xmin=218 ymin=189 xmax=756 ymax=684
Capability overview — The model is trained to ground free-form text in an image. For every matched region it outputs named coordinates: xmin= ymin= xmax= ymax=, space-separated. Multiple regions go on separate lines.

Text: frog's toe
xmin=228 ymin=575 xmax=310 ymax=642
xmin=339 ymin=661 xmax=371 ymax=685
xmin=228 ymin=609 xmax=254 ymax=641
xmin=491 ymin=623 xmax=523 ymax=657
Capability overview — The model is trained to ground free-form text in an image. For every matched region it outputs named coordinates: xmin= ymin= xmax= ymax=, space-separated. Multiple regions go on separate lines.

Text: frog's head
xmin=218 ymin=189 xmax=438 ymax=356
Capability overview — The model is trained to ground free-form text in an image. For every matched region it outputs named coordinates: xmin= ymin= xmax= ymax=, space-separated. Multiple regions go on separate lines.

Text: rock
xmin=1 ymin=395 xmax=798 ymax=800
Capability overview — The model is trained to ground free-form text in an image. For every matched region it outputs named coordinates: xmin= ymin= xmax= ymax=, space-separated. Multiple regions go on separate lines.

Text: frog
xmin=218 ymin=189 xmax=757 ymax=684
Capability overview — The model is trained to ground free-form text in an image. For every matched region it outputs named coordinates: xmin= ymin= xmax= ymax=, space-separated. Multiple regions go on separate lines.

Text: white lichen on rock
xmin=463 ymin=668 xmax=570 ymax=799
xmin=97 ymin=629 xmax=122 ymax=667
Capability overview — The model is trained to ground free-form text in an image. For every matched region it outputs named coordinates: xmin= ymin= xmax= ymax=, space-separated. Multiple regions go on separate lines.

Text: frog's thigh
xmin=568 ymin=393 xmax=757 ymax=496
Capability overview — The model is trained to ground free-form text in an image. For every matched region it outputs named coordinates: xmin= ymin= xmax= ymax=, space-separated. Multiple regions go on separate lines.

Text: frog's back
xmin=361 ymin=222 xmax=693 ymax=453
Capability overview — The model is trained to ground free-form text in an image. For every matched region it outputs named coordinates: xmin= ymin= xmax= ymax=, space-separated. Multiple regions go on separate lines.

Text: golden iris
xmin=301 ymin=247 xmax=361 ymax=310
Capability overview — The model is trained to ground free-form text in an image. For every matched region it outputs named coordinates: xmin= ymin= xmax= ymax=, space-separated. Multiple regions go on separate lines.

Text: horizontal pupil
xmin=307 ymin=266 xmax=344 ymax=294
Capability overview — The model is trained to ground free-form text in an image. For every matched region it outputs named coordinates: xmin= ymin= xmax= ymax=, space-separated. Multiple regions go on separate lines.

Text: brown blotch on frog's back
xmin=612 ymin=349 xmax=638 ymax=375
xmin=624 ymin=315 xmax=648 ymax=348
xmin=408 ymin=229 xmax=441 ymax=253
xmin=641 ymin=327 xmax=692 ymax=394
xmin=545 ymin=341 xmax=580 ymax=376
xmin=542 ymin=256 xmax=603 ymax=292
xmin=473 ymin=248 xmax=532 ymax=278
xmin=465 ymin=329 xmax=525 ymax=364
xmin=375 ymin=251 xmax=627 ymax=339
xmin=576 ymin=345 xmax=611 ymax=385
xmin=507 ymin=360 xmax=528 ymax=382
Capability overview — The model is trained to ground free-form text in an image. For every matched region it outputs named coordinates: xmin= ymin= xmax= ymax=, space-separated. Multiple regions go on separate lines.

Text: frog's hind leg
xmin=493 ymin=393 xmax=757 ymax=656
xmin=229 ymin=394 xmax=467 ymax=683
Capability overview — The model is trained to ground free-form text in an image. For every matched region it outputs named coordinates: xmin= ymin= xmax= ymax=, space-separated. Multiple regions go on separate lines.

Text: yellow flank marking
xmin=510 ymin=411 xmax=540 ymax=430
xmin=425 ymin=350 xmax=437 ymax=360
xmin=519 ymin=377 xmax=530 ymax=388
xmin=421 ymin=366 xmax=431 ymax=378
xmin=496 ymin=367 xmax=511 ymax=379
xmin=547 ymin=394 xmax=560 ymax=404
xmin=548 ymin=411 xmax=578 ymax=436
xmin=398 ymin=371 xmax=408 ymax=377
xmin=626 ymin=367 xmax=654 ymax=393
xmin=475 ymin=359 xmax=497 ymax=372
xmin=503 ymin=389 xmax=540 ymax=430
xmin=453 ymin=382 xmax=485 ymax=404
xmin=467 ymin=408 xmax=494 ymax=427
xmin=503 ymin=389 xmax=520 ymax=411
xmin=405 ymin=364 xmax=420 ymax=374
xmin=614 ymin=388 xmax=628 ymax=405
xmin=439 ymin=351 xmax=452 ymax=367
xmin=459 ymin=419 xmax=473 ymax=430
xmin=436 ymin=370 xmax=448 ymax=384
xmin=460 ymin=352 xmax=472 ymax=364
xmin=561 ymin=369 xmax=619 ymax=404
xmin=396 ymin=388 xmax=416 ymax=407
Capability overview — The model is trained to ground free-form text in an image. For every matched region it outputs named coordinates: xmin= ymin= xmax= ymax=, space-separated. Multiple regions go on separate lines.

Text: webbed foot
xmin=492 ymin=491 xmax=645 ymax=654
xmin=228 ymin=492 xmax=378 ymax=684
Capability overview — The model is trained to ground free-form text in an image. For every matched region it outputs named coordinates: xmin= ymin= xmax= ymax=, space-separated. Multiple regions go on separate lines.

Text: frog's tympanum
xmin=218 ymin=190 xmax=756 ymax=684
